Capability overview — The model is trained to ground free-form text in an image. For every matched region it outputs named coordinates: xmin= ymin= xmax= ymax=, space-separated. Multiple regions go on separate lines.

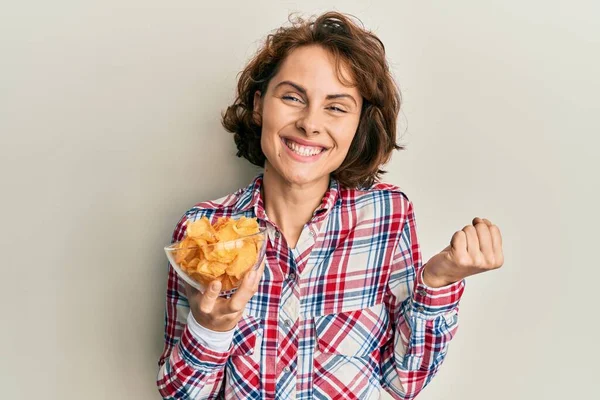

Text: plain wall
xmin=1 ymin=1 xmax=598 ymax=399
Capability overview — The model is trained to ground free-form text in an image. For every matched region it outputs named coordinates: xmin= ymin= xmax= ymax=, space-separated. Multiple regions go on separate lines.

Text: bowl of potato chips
xmin=165 ymin=216 xmax=266 ymax=294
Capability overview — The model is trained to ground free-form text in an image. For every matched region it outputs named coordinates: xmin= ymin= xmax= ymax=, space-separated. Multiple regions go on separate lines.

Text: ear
xmin=252 ymin=90 xmax=262 ymax=125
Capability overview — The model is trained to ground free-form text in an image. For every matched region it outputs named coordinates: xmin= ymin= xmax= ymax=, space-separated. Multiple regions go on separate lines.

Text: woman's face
xmin=255 ymin=45 xmax=363 ymax=187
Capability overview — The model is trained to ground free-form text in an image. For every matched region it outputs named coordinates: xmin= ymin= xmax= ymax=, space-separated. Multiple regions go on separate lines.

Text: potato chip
xmin=200 ymin=243 xmax=237 ymax=264
xmin=192 ymin=237 xmax=209 ymax=248
xmin=226 ymin=239 xmax=258 ymax=279
xmin=186 ymin=217 xmax=217 ymax=243
xmin=220 ymin=275 xmax=236 ymax=291
xmin=212 ymin=217 xmax=230 ymax=232
xmin=180 ymin=251 xmax=200 ymax=271
xmin=215 ymin=219 xmax=238 ymax=242
xmin=232 ymin=216 xmax=260 ymax=236
xmin=189 ymin=271 xmax=212 ymax=287
xmin=186 ymin=258 xmax=200 ymax=270
xmin=195 ymin=259 xmax=227 ymax=279
xmin=175 ymin=237 xmax=198 ymax=264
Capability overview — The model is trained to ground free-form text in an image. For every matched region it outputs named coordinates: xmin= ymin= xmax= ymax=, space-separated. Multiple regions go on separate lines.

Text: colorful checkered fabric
xmin=157 ymin=174 xmax=465 ymax=399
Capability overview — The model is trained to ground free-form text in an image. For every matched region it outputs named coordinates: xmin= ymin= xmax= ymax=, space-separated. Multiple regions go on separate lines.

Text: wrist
xmin=186 ymin=312 xmax=235 ymax=353
xmin=192 ymin=308 xmax=239 ymax=332
xmin=422 ymin=264 xmax=458 ymax=288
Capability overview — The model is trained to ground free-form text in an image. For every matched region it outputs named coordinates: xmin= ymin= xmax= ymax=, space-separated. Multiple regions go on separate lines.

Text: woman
xmin=157 ymin=11 xmax=503 ymax=399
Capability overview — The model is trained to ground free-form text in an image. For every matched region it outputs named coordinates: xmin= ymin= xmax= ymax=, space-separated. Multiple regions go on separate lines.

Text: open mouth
xmin=282 ymin=138 xmax=326 ymax=157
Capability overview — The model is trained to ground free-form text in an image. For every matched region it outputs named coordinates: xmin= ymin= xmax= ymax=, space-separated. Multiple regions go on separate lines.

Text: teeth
xmin=285 ymin=139 xmax=323 ymax=157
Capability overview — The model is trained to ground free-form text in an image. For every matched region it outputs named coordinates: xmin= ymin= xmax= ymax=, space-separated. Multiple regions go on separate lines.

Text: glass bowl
xmin=165 ymin=227 xmax=266 ymax=294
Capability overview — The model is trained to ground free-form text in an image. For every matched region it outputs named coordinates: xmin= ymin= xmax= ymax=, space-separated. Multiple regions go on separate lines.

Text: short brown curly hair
xmin=221 ymin=11 xmax=404 ymax=188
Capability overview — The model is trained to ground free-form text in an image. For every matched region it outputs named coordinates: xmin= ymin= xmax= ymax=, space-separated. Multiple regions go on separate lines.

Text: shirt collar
xmin=235 ymin=173 xmax=340 ymax=222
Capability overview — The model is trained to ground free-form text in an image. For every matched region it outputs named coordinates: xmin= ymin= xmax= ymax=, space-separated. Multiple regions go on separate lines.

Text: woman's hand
xmin=422 ymin=217 xmax=504 ymax=288
xmin=183 ymin=260 xmax=266 ymax=332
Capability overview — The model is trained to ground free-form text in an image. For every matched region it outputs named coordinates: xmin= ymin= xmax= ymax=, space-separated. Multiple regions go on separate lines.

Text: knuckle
xmin=473 ymin=256 xmax=485 ymax=267
xmin=477 ymin=223 xmax=490 ymax=233
xmin=456 ymin=255 xmax=471 ymax=267
xmin=205 ymin=291 xmax=218 ymax=300
xmin=496 ymin=255 xmax=505 ymax=267
xmin=228 ymin=301 xmax=242 ymax=313
xmin=199 ymin=303 xmax=213 ymax=315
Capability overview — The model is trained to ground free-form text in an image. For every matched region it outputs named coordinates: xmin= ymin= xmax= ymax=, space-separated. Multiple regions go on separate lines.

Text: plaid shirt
xmin=157 ymin=174 xmax=465 ymax=399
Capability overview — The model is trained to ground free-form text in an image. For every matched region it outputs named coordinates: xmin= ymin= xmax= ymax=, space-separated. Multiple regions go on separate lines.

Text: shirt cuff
xmin=175 ymin=324 xmax=231 ymax=373
xmin=186 ymin=311 xmax=236 ymax=352
xmin=411 ymin=268 xmax=465 ymax=319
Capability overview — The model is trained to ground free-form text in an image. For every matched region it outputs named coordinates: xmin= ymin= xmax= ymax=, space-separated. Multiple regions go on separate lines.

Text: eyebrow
xmin=274 ymin=80 xmax=358 ymax=107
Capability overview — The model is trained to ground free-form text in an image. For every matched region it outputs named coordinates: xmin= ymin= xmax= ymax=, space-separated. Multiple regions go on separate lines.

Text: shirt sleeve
xmin=381 ymin=200 xmax=466 ymax=399
xmin=187 ymin=312 xmax=236 ymax=352
xmin=156 ymin=212 xmax=232 ymax=399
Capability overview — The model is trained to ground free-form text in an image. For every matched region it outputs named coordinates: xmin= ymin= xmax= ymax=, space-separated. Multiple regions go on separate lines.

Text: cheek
xmin=260 ymin=124 xmax=282 ymax=161
xmin=261 ymin=100 xmax=290 ymax=131
xmin=260 ymin=131 xmax=275 ymax=157
xmin=334 ymin=122 xmax=360 ymax=153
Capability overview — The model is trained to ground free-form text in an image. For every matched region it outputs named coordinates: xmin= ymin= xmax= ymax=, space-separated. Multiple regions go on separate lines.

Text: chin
xmin=289 ymin=166 xmax=335 ymax=185
xmin=274 ymin=164 xmax=328 ymax=187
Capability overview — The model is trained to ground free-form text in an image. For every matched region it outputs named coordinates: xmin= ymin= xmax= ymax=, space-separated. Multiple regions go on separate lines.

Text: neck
xmin=262 ymin=163 xmax=329 ymax=247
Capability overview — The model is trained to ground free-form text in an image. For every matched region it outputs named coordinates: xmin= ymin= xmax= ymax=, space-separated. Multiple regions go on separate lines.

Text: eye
xmin=282 ymin=95 xmax=303 ymax=103
xmin=327 ymin=105 xmax=347 ymax=113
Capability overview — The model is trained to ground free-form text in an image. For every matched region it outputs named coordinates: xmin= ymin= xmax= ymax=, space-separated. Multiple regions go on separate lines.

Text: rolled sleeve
xmin=176 ymin=323 xmax=232 ymax=372
xmin=411 ymin=268 xmax=465 ymax=320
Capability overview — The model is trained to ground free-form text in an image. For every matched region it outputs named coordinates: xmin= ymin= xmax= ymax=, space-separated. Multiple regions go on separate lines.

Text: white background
xmin=1 ymin=1 xmax=598 ymax=399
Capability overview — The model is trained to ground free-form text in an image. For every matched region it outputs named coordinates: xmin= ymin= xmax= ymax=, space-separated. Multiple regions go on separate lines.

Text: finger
xmin=462 ymin=225 xmax=480 ymax=257
xmin=450 ymin=230 xmax=467 ymax=254
xmin=227 ymin=269 xmax=259 ymax=313
xmin=490 ymin=225 xmax=504 ymax=266
xmin=198 ymin=280 xmax=221 ymax=314
xmin=472 ymin=217 xmax=492 ymax=227
xmin=473 ymin=221 xmax=494 ymax=264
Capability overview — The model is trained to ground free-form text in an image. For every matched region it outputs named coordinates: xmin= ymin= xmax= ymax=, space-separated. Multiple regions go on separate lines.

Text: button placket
xmin=277 ymin=280 xmax=299 ymax=383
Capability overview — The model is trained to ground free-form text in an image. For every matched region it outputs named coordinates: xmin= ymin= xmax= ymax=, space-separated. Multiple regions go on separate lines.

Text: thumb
xmin=198 ymin=280 xmax=221 ymax=314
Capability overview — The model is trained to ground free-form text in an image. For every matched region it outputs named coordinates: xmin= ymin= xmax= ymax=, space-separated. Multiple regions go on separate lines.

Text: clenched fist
xmin=422 ymin=217 xmax=504 ymax=288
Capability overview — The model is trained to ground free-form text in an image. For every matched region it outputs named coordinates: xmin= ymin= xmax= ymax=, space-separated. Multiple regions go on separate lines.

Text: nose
xmin=295 ymin=106 xmax=323 ymax=136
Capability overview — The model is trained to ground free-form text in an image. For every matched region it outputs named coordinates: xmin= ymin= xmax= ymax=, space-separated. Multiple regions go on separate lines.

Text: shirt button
xmin=416 ymin=306 xmax=425 ymax=313
xmin=284 ymin=319 xmax=292 ymax=327
xmin=288 ymin=272 xmax=296 ymax=281
xmin=274 ymin=231 xmax=281 ymax=239
xmin=308 ymin=230 xmax=315 ymax=236
xmin=283 ymin=366 xmax=291 ymax=373
xmin=416 ymin=289 xmax=428 ymax=297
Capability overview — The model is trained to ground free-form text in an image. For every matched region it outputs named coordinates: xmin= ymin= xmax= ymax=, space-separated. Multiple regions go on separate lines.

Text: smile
xmin=282 ymin=138 xmax=326 ymax=157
